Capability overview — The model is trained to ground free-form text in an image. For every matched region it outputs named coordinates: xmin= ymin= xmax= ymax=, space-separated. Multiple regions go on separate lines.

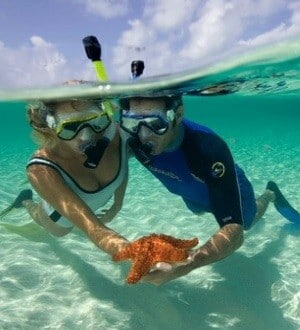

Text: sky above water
xmin=0 ymin=0 xmax=300 ymax=87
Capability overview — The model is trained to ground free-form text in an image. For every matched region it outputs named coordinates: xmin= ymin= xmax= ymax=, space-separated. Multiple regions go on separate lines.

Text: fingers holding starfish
xmin=112 ymin=233 xmax=199 ymax=284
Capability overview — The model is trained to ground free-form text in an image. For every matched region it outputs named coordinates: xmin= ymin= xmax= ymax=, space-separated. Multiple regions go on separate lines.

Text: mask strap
xmin=166 ymin=110 xmax=175 ymax=121
xmin=46 ymin=115 xmax=56 ymax=129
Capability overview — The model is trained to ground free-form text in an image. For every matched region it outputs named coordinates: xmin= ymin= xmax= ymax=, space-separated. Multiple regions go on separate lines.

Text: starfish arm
xmin=112 ymin=246 xmax=132 ymax=262
xmin=156 ymin=234 xmax=199 ymax=249
xmin=127 ymin=257 xmax=153 ymax=284
xmin=114 ymin=234 xmax=200 ymax=284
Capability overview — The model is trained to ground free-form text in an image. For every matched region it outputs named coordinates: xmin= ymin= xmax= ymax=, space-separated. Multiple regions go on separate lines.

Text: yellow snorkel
xmin=82 ymin=35 xmax=113 ymax=117
xmin=80 ymin=35 xmax=115 ymax=169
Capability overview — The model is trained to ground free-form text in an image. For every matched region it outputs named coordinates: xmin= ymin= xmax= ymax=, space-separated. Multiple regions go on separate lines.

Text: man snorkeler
xmin=119 ymin=94 xmax=300 ymax=285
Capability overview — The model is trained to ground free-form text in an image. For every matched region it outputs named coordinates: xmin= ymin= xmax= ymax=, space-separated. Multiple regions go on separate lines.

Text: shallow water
xmin=0 ymin=81 xmax=300 ymax=328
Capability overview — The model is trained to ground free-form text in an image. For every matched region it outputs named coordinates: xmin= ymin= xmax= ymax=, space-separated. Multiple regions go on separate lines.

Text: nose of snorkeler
xmin=76 ymin=130 xmax=97 ymax=154
xmin=78 ymin=126 xmax=98 ymax=142
xmin=126 ymin=126 xmax=159 ymax=165
xmin=138 ymin=125 xmax=163 ymax=153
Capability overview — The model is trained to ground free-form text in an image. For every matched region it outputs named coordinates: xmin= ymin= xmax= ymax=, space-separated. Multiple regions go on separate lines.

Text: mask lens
xmin=86 ymin=115 xmax=111 ymax=132
xmin=120 ymin=116 xmax=140 ymax=134
xmin=58 ymin=122 xmax=80 ymax=139
xmin=120 ymin=111 xmax=170 ymax=135
xmin=142 ymin=117 xmax=168 ymax=133
xmin=57 ymin=113 xmax=111 ymax=140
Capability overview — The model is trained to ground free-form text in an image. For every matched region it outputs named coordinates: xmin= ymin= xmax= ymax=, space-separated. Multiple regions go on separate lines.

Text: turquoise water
xmin=0 ymin=96 xmax=299 ymax=328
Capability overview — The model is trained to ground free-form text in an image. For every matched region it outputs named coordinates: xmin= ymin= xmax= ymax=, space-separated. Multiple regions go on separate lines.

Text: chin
xmin=150 ymin=147 xmax=162 ymax=155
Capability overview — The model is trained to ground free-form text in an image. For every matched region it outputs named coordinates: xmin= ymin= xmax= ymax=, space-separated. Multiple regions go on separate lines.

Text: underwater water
xmin=0 ymin=94 xmax=299 ymax=330
xmin=0 ymin=46 xmax=300 ymax=330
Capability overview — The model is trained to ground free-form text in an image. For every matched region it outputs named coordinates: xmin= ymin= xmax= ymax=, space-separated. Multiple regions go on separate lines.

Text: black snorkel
xmin=127 ymin=137 xmax=153 ymax=165
xmin=82 ymin=35 xmax=114 ymax=169
xmin=82 ymin=138 xmax=110 ymax=169
xmin=125 ymin=60 xmax=153 ymax=165
xmin=131 ymin=60 xmax=145 ymax=80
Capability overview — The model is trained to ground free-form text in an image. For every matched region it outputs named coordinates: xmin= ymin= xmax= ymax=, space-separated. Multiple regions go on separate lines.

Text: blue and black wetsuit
xmin=138 ymin=119 xmax=256 ymax=230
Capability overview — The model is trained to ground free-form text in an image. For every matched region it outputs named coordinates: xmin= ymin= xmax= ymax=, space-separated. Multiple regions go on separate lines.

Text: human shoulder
xmin=27 ymin=149 xmax=63 ymax=180
xmin=183 ymin=118 xmax=216 ymax=135
xmin=182 ymin=119 xmax=225 ymax=150
xmin=27 ymin=159 xmax=65 ymax=194
xmin=181 ymin=119 xmax=233 ymax=176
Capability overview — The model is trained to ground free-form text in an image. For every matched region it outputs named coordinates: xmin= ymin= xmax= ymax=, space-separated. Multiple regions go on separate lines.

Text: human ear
xmin=175 ymin=106 xmax=184 ymax=123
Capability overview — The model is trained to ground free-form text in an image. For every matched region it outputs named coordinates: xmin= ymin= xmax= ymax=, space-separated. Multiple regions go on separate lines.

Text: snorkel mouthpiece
xmin=83 ymin=138 xmax=110 ymax=169
xmin=128 ymin=137 xmax=153 ymax=165
xmin=83 ymin=121 xmax=116 ymax=169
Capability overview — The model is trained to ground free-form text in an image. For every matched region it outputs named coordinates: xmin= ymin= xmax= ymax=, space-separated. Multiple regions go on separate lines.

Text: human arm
xmin=27 ymin=164 xmax=129 ymax=255
xmin=97 ymin=173 xmax=128 ymax=224
xmin=192 ymin=223 xmax=243 ymax=266
xmin=144 ymin=131 xmax=246 ymax=285
xmin=142 ymin=223 xmax=243 ymax=285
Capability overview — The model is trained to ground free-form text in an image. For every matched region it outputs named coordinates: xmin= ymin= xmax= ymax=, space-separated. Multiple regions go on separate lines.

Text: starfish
xmin=113 ymin=233 xmax=198 ymax=284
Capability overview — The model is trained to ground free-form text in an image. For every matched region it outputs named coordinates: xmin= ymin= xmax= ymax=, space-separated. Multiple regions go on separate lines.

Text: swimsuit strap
xmin=27 ymin=157 xmax=62 ymax=172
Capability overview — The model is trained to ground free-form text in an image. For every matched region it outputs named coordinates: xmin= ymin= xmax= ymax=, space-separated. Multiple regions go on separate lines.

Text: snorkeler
xmin=119 ymin=94 xmax=300 ymax=285
xmin=1 ymin=93 xmax=129 ymax=257
xmin=1 ymin=37 xmax=130 ymax=256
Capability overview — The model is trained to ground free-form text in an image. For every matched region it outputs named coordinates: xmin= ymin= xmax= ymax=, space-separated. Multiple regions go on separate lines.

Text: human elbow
xmin=223 ymin=223 xmax=244 ymax=250
xmin=232 ymin=224 xmax=244 ymax=250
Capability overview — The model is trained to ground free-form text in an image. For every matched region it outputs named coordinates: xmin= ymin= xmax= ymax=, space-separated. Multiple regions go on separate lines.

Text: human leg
xmin=0 ymin=189 xmax=73 ymax=236
xmin=253 ymin=189 xmax=275 ymax=224
xmin=22 ymin=200 xmax=73 ymax=237
xmin=0 ymin=189 xmax=33 ymax=218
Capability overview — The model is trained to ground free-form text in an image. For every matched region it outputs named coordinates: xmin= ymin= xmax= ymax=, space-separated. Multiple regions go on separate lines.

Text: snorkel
xmin=128 ymin=136 xmax=154 ymax=164
xmin=121 ymin=62 xmax=154 ymax=164
xmin=82 ymin=35 xmax=115 ymax=168
xmin=131 ymin=60 xmax=145 ymax=80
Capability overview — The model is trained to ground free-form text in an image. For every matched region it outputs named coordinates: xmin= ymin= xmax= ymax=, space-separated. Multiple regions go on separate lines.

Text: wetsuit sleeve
xmin=189 ymin=132 xmax=244 ymax=228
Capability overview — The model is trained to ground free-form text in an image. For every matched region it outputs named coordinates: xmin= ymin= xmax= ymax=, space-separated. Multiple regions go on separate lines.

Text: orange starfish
xmin=113 ymin=233 xmax=198 ymax=284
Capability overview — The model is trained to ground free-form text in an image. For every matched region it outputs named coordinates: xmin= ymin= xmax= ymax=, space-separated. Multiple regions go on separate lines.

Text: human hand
xmin=141 ymin=255 xmax=196 ymax=286
xmin=113 ymin=233 xmax=198 ymax=284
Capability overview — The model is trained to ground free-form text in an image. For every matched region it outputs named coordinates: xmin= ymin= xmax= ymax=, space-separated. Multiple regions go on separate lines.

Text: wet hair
xmin=26 ymin=79 xmax=103 ymax=147
xmin=26 ymin=101 xmax=58 ymax=147
xmin=119 ymin=95 xmax=183 ymax=111
xmin=26 ymin=99 xmax=103 ymax=147
xmin=27 ymin=101 xmax=55 ymax=128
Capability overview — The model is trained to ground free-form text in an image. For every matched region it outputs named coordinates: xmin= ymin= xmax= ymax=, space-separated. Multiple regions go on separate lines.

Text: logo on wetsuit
xmin=148 ymin=165 xmax=182 ymax=182
xmin=211 ymin=162 xmax=226 ymax=178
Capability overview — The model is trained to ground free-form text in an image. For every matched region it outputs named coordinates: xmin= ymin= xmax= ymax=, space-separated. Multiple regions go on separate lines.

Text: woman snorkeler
xmin=1 ymin=93 xmax=129 ymax=257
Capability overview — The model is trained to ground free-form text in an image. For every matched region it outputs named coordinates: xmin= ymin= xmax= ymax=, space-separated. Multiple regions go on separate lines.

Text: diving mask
xmin=47 ymin=109 xmax=111 ymax=140
xmin=120 ymin=109 xmax=175 ymax=136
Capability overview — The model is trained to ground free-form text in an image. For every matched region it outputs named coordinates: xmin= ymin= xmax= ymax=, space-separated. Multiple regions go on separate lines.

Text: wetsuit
xmin=136 ymin=119 xmax=256 ymax=230
xmin=26 ymin=139 xmax=128 ymax=228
